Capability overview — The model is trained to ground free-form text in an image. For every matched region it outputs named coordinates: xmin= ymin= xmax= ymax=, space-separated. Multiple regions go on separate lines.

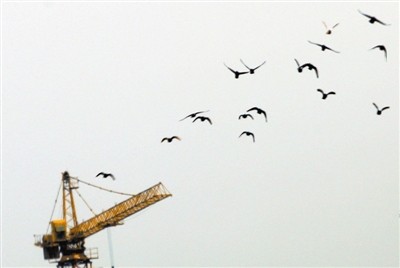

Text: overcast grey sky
xmin=2 ymin=1 xmax=399 ymax=267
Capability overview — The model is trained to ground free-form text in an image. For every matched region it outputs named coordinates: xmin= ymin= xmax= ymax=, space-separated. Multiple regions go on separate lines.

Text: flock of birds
xmin=158 ymin=9 xmax=392 ymax=146
xmin=161 ymin=106 xmax=268 ymax=144
xmin=96 ymin=9 xmax=393 ymax=179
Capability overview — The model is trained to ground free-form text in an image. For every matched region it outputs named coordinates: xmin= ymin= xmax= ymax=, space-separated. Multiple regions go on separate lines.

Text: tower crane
xmin=34 ymin=171 xmax=172 ymax=268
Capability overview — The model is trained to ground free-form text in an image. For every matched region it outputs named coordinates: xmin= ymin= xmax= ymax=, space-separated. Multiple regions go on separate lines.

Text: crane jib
xmin=70 ymin=182 xmax=172 ymax=239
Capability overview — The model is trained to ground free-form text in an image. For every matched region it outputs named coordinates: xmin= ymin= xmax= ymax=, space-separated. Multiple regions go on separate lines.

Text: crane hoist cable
xmin=46 ymin=181 xmax=62 ymax=234
xmin=73 ymin=177 xmax=135 ymax=197
xmin=44 ymin=176 xmax=136 ymax=234
xmin=75 ymin=189 xmax=97 ymax=217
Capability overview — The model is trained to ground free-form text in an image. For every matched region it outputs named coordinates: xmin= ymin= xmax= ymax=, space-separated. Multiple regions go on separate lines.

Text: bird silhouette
xmin=96 ymin=172 xmax=115 ymax=180
xmin=240 ymin=59 xmax=266 ymax=74
xmin=358 ymin=10 xmax=390 ymax=25
xmin=370 ymin=45 xmax=387 ymax=61
xmin=308 ymin=41 xmax=340 ymax=53
xmin=317 ymin=89 xmax=336 ymax=99
xmin=301 ymin=64 xmax=319 ymax=78
xmin=193 ymin=116 xmax=212 ymax=125
xmin=295 ymin=59 xmax=302 ymax=72
xmin=295 ymin=59 xmax=319 ymax=78
xmin=373 ymin=103 xmax=390 ymax=115
xmin=239 ymin=131 xmax=255 ymax=143
xmin=180 ymin=110 xmax=209 ymax=121
xmin=247 ymin=107 xmax=267 ymax=122
xmin=238 ymin=113 xmax=254 ymax=120
xmin=224 ymin=63 xmax=249 ymax=79
xmin=322 ymin=21 xmax=339 ymax=35
xmin=161 ymin=136 xmax=181 ymax=143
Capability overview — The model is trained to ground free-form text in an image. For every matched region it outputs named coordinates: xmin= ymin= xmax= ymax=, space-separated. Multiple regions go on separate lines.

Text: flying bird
xmin=358 ymin=10 xmax=390 ymax=25
xmin=370 ymin=45 xmax=387 ymax=61
xmin=224 ymin=63 xmax=249 ymax=79
xmin=238 ymin=113 xmax=254 ymax=120
xmin=322 ymin=21 xmax=339 ymax=35
xmin=301 ymin=64 xmax=319 ymax=78
xmin=247 ymin=107 xmax=267 ymax=122
xmin=317 ymin=89 xmax=336 ymax=99
xmin=372 ymin=103 xmax=390 ymax=115
xmin=308 ymin=41 xmax=340 ymax=53
xmin=180 ymin=110 xmax=209 ymax=121
xmin=239 ymin=131 xmax=255 ymax=143
xmin=294 ymin=59 xmax=303 ymax=70
xmin=295 ymin=59 xmax=319 ymax=78
xmin=193 ymin=116 xmax=212 ymax=125
xmin=96 ymin=172 xmax=115 ymax=180
xmin=240 ymin=59 xmax=266 ymax=74
xmin=161 ymin=136 xmax=181 ymax=143
xmin=294 ymin=58 xmax=302 ymax=73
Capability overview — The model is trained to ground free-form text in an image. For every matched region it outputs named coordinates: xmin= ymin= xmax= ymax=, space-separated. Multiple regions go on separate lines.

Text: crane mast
xmin=34 ymin=171 xmax=172 ymax=268
xmin=62 ymin=172 xmax=78 ymax=229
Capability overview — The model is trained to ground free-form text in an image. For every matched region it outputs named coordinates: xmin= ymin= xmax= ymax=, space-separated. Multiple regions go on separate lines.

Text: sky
xmin=1 ymin=1 xmax=399 ymax=267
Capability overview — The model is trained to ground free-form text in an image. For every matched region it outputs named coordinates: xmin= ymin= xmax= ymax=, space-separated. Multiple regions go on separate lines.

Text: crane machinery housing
xmin=34 ymin=171 xmax=172 ymax=268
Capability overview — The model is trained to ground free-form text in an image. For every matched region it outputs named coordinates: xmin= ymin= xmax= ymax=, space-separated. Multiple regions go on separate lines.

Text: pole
xmin=107 ymin=228 xmax=115 ymax=268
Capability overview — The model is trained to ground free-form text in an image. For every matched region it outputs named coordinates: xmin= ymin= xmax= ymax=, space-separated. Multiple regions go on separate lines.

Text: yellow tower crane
xmin=34 ymin=171 xmax=172 ymax=268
